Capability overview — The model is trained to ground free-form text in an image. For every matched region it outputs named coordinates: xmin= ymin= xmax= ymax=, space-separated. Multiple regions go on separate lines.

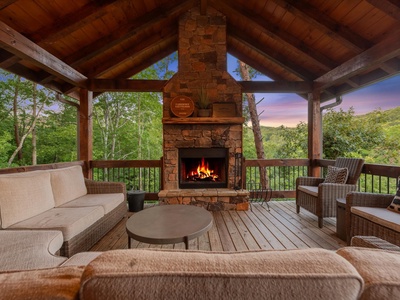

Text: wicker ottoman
xmin=351 ymin=236 xmax=400 ymax=252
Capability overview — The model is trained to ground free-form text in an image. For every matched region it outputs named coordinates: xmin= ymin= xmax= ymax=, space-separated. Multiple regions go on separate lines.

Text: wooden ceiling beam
xmin=366 ymin=0 xmax=400 ymax=20
xmin=29 ymin=0 xmax=118 ymax=42
xmin=211 ymin=0 xmax=336 ymax=71
xmin=272 ymin=0 xmax=371 ymax=52
xmin=0 ymin=0 xmax=16 ymax=10
xmin=64 ymin=0 xmax=195 ymax=67
xmin=229 ymin=28 xmax=316 ymax=80
xmin=38 ymin=0 xmax=194 ymax=85
xmin=87 ymin=30 xmax=178 ymax=78
xmin=0 ymin=21 xmax=87 ymax=87
xmin=315 ymin=30 xmax=400 ymax=90
xmin=88 ymin=79 xmax=167 ymax=92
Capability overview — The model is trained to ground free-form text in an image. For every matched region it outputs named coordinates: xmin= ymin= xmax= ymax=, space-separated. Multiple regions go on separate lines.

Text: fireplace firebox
xmin=179 ymin=148 xmax=228 ymax=189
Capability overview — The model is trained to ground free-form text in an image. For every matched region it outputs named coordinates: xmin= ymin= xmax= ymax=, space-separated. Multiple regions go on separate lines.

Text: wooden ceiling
xmin=0 ymin=0 xmax=399 ymax=102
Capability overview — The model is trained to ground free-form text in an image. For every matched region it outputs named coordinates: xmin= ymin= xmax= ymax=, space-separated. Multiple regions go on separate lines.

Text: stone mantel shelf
xmin=162 ymin=117 xmax=245 ymax=125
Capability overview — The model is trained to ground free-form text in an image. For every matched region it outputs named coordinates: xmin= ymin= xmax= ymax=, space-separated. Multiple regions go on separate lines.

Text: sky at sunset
xmin=226 ymin=55 xmax=400 ymax=128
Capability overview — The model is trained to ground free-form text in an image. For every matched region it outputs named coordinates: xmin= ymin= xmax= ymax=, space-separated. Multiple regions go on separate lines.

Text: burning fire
xmin=187 ymin=158 xmax=219 ymax=181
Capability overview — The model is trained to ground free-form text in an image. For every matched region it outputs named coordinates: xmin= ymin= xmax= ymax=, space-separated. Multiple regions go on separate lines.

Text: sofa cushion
xmin=0 ymin=266 xmax=84 ymax=300
xmin=298 ymin=185 xmax=319 ymax=197
xmin=387 ymin=187 xmax=400 ymax=214
xmin=337 ymin=247 xmax=400 ymax=300
xmin=59 ymin=193 xmax=124 ymax=214
xmin=80 ymin=248 xmax=363 ymax=300
xmin=49 ymin=166 xmax=87 ymax=206
xmin=0 ymin=172 xmax=55 ymax=228
xmin=351 ymin=206 xmax=400 ymax=233
xmin=9 ymin=206 xmax=104 ymax=241
xmin=324 ymin=165 xmax=348 ymax=184
xmin=0 ymin=230 xmax=67 ymax=271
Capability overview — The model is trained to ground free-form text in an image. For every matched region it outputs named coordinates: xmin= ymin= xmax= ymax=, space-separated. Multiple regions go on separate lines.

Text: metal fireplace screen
xmin=179 ymin=148 xmax=228 ymax=189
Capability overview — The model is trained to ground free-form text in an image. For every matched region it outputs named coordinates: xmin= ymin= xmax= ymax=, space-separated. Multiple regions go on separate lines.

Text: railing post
xmin=78 ymin=88 xmax=93 ymax=179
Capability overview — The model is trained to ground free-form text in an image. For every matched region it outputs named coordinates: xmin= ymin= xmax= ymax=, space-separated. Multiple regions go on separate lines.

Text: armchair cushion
xmin=298 ymin=186 xmax=318 ymax=197
xmin=387 ymin=188 xmax=400 ymax=214
xmin=351 ymin=206 xmax=400 ymax=233
xmin=324 ymin=165 xmax=348 ymax=184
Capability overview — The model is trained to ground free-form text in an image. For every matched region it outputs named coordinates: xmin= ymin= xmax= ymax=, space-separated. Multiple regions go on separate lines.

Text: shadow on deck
xmin=90 ymin=201 xmax=347 ymax=252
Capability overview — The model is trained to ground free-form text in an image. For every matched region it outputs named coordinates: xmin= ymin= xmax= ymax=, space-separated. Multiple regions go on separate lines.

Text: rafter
xmin=0 ymin=21 xmax=87 ymax=87
xmin=315 ymin=29 xmax=400 ymax=90
xmin=272 ymin=0 xmax=371 ymax=52
xmin=366 ymin=0 xmax=400 ymax=20
xmin=211 ymin=0 xmax=336 ymax=71
xmin=229 ymin=28 xmax=316 ymax=81
xmin=29 ymin=0 xmax=118 ymax=42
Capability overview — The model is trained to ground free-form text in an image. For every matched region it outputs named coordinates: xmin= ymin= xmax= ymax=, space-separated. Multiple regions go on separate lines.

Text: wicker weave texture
xmin=296 ymin=158 xmax=364 ymax=228
xmin=351 ymin=236 xmax=400 ymax=251
xmin=61 ymin=201 xmax=127 ymax=257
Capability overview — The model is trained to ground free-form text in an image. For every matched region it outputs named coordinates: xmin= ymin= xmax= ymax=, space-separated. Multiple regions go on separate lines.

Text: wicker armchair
xmin=346 ymin=191 xmax=399 ymax=247
xmin=296 ymin=157 xmax=364 ymax=228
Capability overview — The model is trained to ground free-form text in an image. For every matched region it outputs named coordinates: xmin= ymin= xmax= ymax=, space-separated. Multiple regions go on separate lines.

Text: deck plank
xmin=90 ymin=201 xmax=345 ymax=252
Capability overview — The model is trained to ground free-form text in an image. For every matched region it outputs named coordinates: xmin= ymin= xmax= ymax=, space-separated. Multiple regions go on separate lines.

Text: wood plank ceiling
xmin=0 ymin=0 xmax=399 ymax=103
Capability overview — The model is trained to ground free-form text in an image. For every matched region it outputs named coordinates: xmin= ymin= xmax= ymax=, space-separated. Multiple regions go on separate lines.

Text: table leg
xmin=128 ymin=237 xmax=131 ymax=249
xmin=184 ymin=236 xmax=189 ymax=249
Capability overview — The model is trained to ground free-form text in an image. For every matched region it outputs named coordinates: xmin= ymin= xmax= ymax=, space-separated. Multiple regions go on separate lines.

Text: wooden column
xmin=307 ymin=90 xmax=322 ymax=177
xmin=78 ymin=89 xmax=93 ymax=178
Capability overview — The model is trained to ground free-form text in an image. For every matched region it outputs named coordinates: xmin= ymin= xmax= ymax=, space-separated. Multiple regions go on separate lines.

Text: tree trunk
xmin=13 ymin=76 xmax=22 ymax=161
xmin=32 ymin=83 xmax=37 ymax=165
xmin=238 ymin=61 xmax=269 ymax=189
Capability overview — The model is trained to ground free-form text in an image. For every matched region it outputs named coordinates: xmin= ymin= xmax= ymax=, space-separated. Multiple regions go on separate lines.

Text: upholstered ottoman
xmin=80 ymin=248 xmax=363 ymax=300
xmin=337 ymin=247 xmax=400 ymax=299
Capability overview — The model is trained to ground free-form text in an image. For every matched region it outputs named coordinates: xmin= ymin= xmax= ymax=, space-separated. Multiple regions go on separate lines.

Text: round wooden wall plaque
xmin=170 ymin=96 xmax=194 ymax=118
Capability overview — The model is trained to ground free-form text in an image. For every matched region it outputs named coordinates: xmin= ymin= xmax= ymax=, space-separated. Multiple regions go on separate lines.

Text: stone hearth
xmin=158 ymin=6 xmax=249 ymax=211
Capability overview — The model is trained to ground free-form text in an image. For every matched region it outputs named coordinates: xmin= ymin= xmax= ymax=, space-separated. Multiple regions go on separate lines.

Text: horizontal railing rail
xmin=88 ymin=158 xmax=400 ymax=200
xmin=90 ymin=160 xmax=162 ymax=200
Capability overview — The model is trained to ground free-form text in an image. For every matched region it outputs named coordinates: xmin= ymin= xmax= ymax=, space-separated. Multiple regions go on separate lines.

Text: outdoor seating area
xmin=0 ymin=162 xmax=126 ymax=257
xmin=1 ymin=202 xmax=400 ymax=299
xmin=0 ymin=0 xmax=399 ymax=299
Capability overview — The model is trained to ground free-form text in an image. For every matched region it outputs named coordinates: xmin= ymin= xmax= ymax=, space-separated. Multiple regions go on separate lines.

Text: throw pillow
xmin=388 ymin=187 xmax=400 ymax=214
xmin=324 ymin=165 xmax=348 ymax=184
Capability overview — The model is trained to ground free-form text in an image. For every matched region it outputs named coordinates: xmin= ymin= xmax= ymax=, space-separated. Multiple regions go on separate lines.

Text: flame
xmin=186 ymin=157 xmax=219 ymax=181
xmin=197 ymin=157 xmax=211 ymax=179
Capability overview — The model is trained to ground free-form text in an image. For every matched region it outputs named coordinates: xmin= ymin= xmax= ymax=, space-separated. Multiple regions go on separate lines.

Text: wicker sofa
xmin=0 ymin=162 xmax=127 ymax=257
xmin=1 ymin=246 xmax=400 ymax=300
xmin=346 ymin=191 xmax=400 ymax=247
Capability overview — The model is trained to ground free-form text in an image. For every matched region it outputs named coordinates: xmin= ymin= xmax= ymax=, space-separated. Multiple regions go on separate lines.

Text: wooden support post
xmin=78 ymin=89 xmax=93 ymax=179
xmin=307 ymin=90 xmax=322 ymax=177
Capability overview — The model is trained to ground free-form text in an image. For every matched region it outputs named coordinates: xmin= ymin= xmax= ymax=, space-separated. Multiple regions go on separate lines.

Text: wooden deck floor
xmin=90 ymin=201 xmax=347 ymax=252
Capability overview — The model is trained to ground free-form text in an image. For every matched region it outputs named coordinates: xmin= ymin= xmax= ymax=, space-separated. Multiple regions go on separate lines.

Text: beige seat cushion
xmin=0 ymin=230 xmax=67 ymax=271
xmin=298 ymin=185 xmax=319 ymax=197
xmin=351 ymin=206 xmax=400 ymax=232
xmin=59 ymin=193 xmax=124 ymax=214
xmin=80 ymin=248 xmax=363 ymax=300
xmin=61 ymin=252 xmax=103 ymax=267
xmin=9 ymin=206 xmax=104 ymax=241
xmin=0 ymin=266 xmax=84 ymax=300
xmin=337 ymin=247 xmax=400 ymax=300
xmin=49 ymin=166 xmax=87 ymax=206
xmin=0 ymin=172 xmax=55 ymax=228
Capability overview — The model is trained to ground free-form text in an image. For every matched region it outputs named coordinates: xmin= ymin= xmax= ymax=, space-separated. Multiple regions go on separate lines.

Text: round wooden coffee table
xmin=126 ymin=205 xmax=213 ymax=249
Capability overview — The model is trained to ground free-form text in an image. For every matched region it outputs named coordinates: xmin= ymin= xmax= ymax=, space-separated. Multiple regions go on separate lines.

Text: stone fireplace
xmin=158 ymin=6 xmax=249 ymax=211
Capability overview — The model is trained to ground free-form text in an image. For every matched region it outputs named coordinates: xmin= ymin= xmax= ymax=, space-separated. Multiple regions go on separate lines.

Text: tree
xmin=238 ymin=61 xmax=269 ymax=188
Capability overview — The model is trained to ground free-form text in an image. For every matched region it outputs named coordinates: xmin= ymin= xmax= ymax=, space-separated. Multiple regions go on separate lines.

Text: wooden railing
xmin=90 ymin=160 xmax=162 ymax=200
xmin=89 ymin=158 xmax=400 ymax=200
